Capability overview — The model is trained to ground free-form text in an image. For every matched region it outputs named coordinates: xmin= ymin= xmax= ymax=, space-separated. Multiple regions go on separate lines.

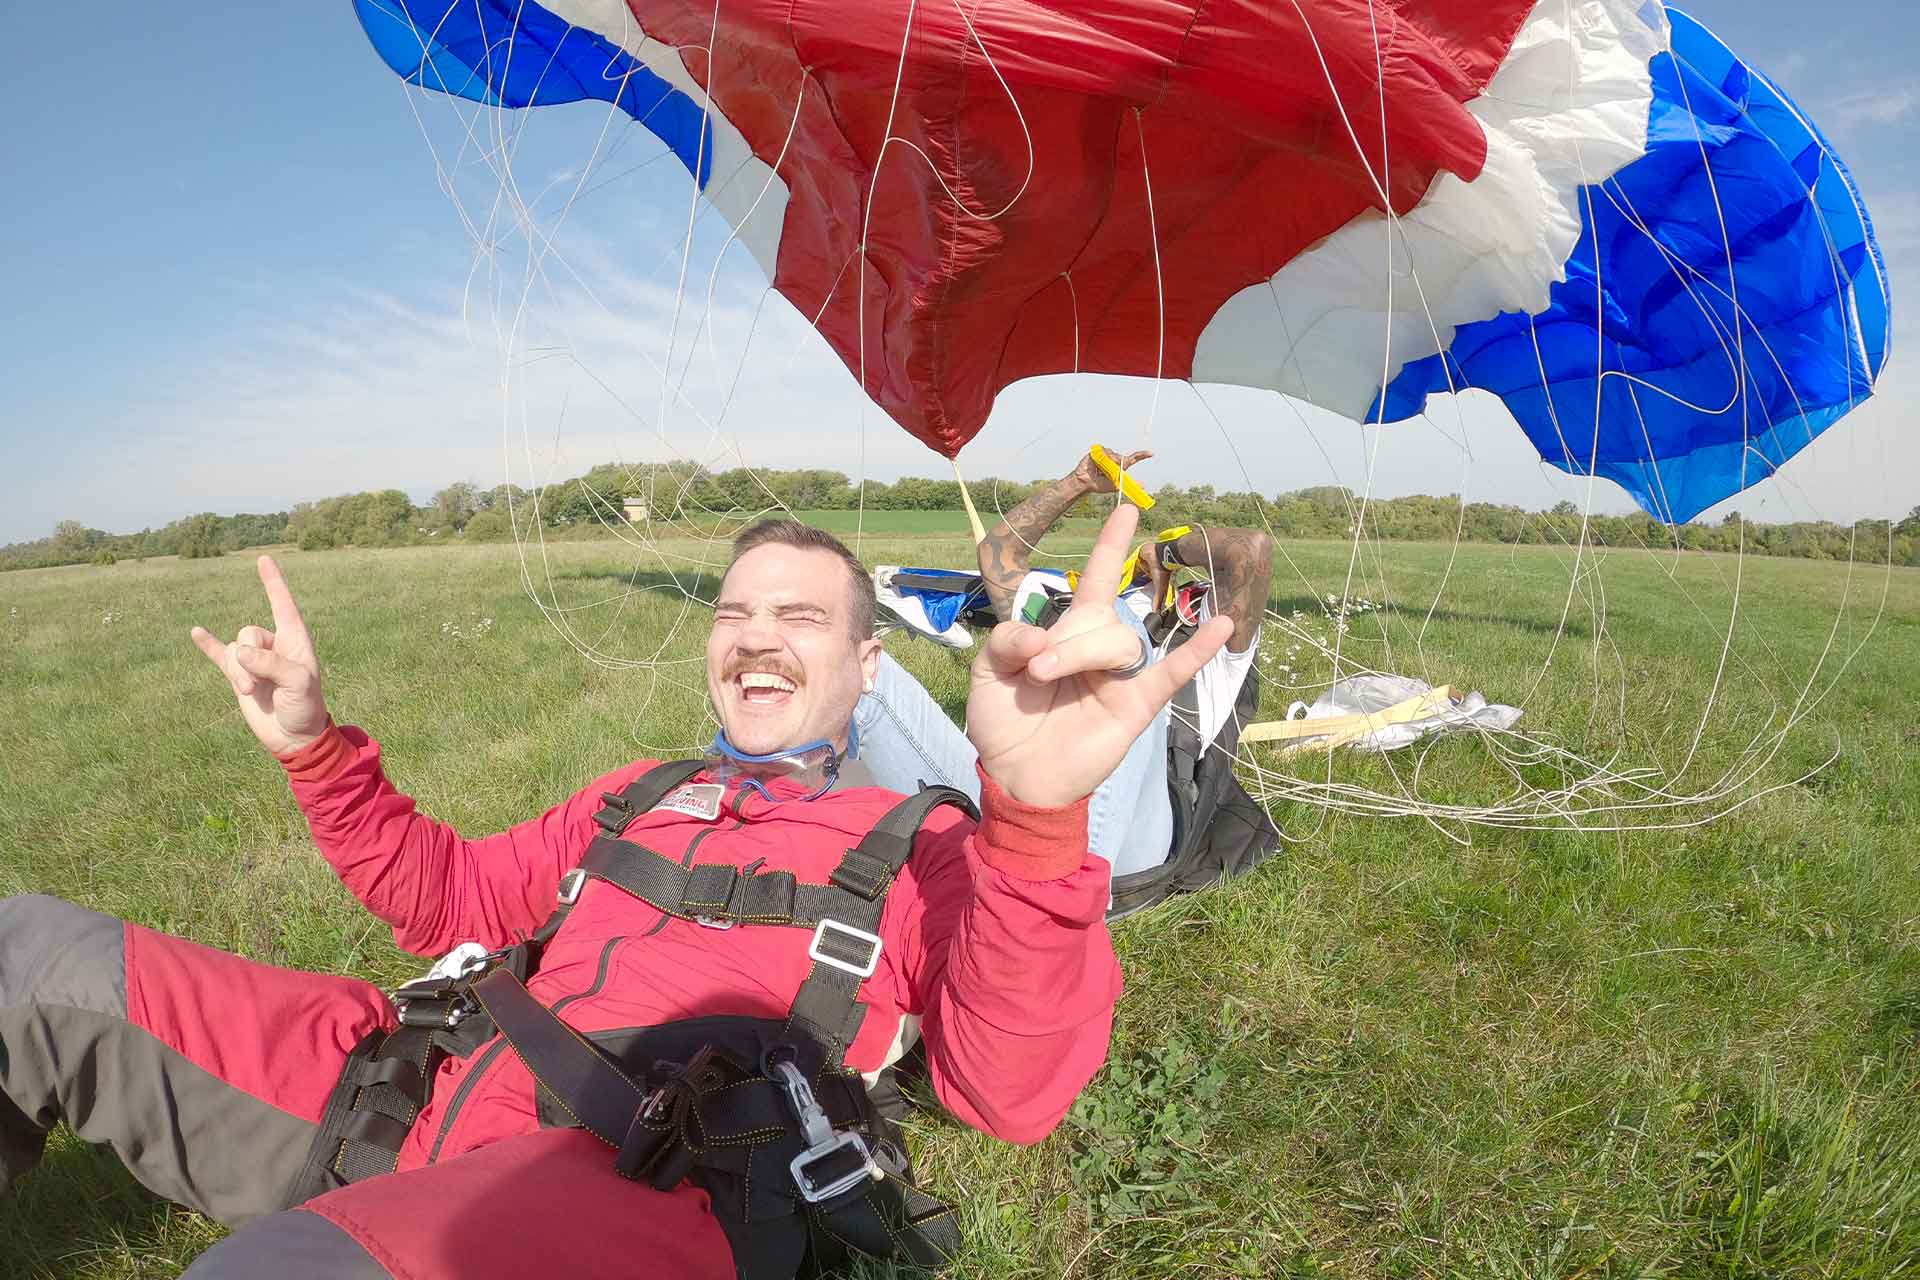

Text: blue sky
xmin=0 ymin=0 xmax=1913 ymax=545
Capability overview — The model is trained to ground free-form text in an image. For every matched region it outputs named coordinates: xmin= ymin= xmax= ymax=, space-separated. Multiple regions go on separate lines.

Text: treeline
xmin=8 ymin=464 xmax=1920 ymax=572
xmin=1146 ymin=486 xmax=1920 ymax=566
xmin=1 ymin=512 xmax=290 ymax=572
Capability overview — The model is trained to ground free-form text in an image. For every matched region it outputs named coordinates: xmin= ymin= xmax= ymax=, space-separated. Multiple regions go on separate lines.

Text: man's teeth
xmin=739 ymin=672 xmax=797 ymax=693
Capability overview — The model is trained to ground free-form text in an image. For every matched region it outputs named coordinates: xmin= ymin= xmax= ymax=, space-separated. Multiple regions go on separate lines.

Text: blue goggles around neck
xmin=705 ymin=723 xmax=859 ymax=804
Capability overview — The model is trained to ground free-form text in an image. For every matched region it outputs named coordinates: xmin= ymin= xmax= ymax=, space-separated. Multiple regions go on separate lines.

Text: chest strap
xmin=557 ymin=772 xmax=978 ymax=1065
xmin=526 ymin=760 xmax=707 ymax=954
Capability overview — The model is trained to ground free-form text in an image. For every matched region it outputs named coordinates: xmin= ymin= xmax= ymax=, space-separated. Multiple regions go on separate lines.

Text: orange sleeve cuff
xmin=972 ymin=762 xmax=1092 ymax=882
xmin=274 ymin=720 xmax=356 ymax=784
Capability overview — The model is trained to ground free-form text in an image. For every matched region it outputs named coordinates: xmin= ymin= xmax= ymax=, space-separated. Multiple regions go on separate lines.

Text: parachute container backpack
xmin=1106 ymin=600 xmax=1282 ymax=920
xmin=291 ymin=763 xmax=970 ymax=1278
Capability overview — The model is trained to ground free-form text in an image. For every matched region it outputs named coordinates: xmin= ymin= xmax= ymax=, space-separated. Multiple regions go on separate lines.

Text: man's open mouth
xmin=737 ymin=671 xmax=798 ymax=706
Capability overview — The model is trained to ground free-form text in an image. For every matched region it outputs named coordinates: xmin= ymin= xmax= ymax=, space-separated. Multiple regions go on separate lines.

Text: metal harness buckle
xmin=808 ymin=919 xmax=882 ymax=978
xmin=557 ymin=868 xmax=587 ymax=905
xmin=393 ymin=944 xmax=508 ymax=1030
xmin=770 ymin=1060 xmax=876 ymax=1204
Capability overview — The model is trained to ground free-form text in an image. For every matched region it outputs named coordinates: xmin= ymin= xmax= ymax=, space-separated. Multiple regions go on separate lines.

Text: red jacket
xmin=273 ymin=724 xmax=1122 ymax=1162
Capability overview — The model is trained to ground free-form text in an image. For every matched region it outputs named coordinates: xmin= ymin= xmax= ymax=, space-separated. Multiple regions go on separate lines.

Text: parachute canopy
xmin=356 ymin=0 xmax=1890 ymax=522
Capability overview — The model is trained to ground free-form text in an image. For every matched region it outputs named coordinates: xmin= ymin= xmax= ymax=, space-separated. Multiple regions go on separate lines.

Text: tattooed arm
xmin=977 ymin=448 xmax=1152 ymax=621
xmin=1160 ymin=526 xmax=1273 ymax=652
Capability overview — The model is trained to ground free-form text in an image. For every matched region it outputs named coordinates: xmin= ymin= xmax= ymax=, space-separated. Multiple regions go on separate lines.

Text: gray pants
xmin=2 ymin=895 xmax=730 ymax=1279
xmin=0 ymin=895 xmax=323 ymax=1225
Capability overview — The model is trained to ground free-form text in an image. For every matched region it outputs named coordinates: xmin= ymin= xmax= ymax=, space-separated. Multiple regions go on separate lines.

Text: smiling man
xmin=0 ymin=505 xmax=1227 ymax=1279
xmin=708 ymin=520 xmax=880 ymax=761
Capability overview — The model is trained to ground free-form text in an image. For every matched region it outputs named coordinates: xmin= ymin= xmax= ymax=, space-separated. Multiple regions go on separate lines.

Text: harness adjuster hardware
xmin=808 ymin=919 xmax=882 ymax=978
xmin=557 ymin=868 xmax=587 ymax=905
xmin=692 ymin=914 xmax=735 ymax=931
xmin=391 ymin=944 xmax=511 ymax=1030
xmin=770 ymin=1059 xmax=877 ymax=1204
xmin=395 ymin=995 xmax=473 ymax=1030
xmin=592 ymin=792 xmax=635 ymax=834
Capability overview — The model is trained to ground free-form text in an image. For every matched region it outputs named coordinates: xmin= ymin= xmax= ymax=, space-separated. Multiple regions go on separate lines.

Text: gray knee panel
xmin=183 ymin=1209 xmax=390 ymax=1279
xmin=0 ymin=894 xmax=126 ymax=1014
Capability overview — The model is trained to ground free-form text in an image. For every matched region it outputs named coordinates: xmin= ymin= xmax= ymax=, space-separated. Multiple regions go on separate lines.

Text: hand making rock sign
xmin=966 ymin=502 xmax=1233 ymax=808
xmin=188 ymin=556 xmax=330 ymax=757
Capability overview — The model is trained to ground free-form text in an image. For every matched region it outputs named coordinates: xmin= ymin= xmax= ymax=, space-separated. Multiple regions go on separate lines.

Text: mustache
xmin=721 ymin=656 xmax=804 ymax=685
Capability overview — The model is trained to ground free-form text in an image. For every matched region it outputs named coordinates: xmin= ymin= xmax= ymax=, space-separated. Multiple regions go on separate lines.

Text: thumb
xmin=975 ymin=621 xmax=1047 ymax=677
xmin=233 ymin=642 xmax=307 ymax=691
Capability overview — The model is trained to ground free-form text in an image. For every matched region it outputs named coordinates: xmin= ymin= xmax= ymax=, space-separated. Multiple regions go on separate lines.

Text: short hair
xmin=727 ymin=519 xmax=876 ymax=640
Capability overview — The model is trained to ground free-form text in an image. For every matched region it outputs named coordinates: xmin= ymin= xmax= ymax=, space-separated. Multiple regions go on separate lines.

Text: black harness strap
xmin=785 ymin=785 xmax=977 ymax=1062
xmin=470 ymin=968 xmax=647 ymax=1148
xmin=281 ymin=1022 xmax=440 ymax=1207
xmin=573 ymin=838 xmax=866 ymax=929
xmin=467 ymin=972 xmax=961 ymax=1271
xmin=528 ymin=760 xmax=708 ymax=951
xmin=289 ymin=762 xmax=977 ymax=1277
xmin=561 ymin=781 xmax=977 ymax=1064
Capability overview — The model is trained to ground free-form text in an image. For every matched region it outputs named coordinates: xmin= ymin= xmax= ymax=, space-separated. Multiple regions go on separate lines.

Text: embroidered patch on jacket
xmin=656 ymin=783 xmax=725 ymax=821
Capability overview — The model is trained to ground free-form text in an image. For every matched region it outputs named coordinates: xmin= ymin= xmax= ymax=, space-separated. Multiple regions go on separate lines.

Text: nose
xmin=735 ymin=609 xmax=782 ymax=652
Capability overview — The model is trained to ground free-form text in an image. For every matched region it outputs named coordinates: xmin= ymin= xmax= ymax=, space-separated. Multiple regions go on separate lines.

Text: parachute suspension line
xmin=433 ymin=1 xmax=745 ymax=700
xmin=697 ymin=72 xmax=815 ymax=435
xmin=1132 ymin=109 xmax=1166 ymax=450
xmin=850 ymin=0 xmax=927 ymax=557
xmin=495 ymin=61 xmax=781 ymax=735
xmin=1062 ymin=272 xmax=1081 ymax=375
xmin=973 ymin=269 xmax=1085 ymax=562
xmin=1273 ymin=0 xmax=1401 ymax=744
xmin=1213 ymin=2 xmax=1758 ymax=832
xmin=652 ymin=0 xmax=729 ymax=444
xmin=952 ymin=457 xmax=988 ymax=545
xmin=867 ymin=0 xmax=1036 ymax=223
xmin=1266 ymin=0 xmax=1492 ymax=742
xmin=1310 ymin=0 xmax=1407 ymax=810
xmin=1664 ymin=54 xmax=1753 ymax=785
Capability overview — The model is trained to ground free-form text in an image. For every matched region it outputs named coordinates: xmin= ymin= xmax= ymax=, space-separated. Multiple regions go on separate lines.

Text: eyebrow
xmin=713 ymin=599 xmax=833 ymax=617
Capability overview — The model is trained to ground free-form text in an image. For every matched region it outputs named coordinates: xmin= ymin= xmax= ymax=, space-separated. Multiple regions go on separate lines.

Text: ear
xmin=857 ymin=635 xmax=883 ymax=691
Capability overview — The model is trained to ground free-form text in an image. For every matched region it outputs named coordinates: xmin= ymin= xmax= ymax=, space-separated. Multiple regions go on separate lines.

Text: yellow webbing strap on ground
xmin=1241 ymin=686 xmax=1458 ymax=755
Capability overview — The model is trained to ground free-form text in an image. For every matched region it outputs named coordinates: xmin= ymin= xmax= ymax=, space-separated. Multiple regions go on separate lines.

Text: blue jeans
xmin=852 ymin=609 xmax=1174 ymax=877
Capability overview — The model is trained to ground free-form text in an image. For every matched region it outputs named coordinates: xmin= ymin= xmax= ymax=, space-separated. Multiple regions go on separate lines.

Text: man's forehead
xmin=719 ymin=543 xmax=846 ymax=611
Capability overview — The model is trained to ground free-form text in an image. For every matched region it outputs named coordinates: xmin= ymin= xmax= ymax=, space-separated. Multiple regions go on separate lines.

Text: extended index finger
xmin=256 ymin=556 xmax=311 ymax=643
xmin=1069 ymin=503 xmax=1141 ymax=606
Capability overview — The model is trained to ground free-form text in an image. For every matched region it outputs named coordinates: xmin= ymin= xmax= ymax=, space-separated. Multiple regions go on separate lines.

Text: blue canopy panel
xmin=352 ymin=0 xmax=714 ymax=188
xmin=1371 ymin=7 xmax=1890 ymax=523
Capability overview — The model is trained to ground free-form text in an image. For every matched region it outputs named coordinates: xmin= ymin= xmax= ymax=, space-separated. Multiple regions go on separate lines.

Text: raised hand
xmin=965 ymin=504 xmax=1232 ymax=808
xmin=190 ymin=556 xmax=330 ymax=756
xmin=1072 ymin=446 xmax=1153 ymax=495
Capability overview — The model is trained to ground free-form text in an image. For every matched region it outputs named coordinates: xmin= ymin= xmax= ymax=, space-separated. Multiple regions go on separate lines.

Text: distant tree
xmin=178 ymin=513 xmax=225 ymax=559
xmin=353 ymin=490 xmax=417 ymax=547
xmin=429 ymin=482 xmax=482 ymax=533
xmin=52 ymin=520 xmax=99 ymax=554
xmin=462 ymin=510 xmax=511 ymax=542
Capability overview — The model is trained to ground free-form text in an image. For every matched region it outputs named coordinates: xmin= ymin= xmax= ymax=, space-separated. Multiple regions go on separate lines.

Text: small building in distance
xmin=622 ymin=498 xmax=650 ymax=524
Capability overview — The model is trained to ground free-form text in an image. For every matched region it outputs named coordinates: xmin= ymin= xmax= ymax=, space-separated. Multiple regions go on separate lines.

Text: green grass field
xmin=2 ymin=533 xmax=1917 ymax=1278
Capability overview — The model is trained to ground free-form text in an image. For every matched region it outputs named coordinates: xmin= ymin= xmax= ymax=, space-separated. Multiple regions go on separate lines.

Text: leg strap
xmin=280 ymin=1023 xmax=440 ymax=1208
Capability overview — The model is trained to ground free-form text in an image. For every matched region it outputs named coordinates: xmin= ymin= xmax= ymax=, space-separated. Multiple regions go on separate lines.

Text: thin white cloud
xmin=1831 ymin=85 xmax=1919 ymax=130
